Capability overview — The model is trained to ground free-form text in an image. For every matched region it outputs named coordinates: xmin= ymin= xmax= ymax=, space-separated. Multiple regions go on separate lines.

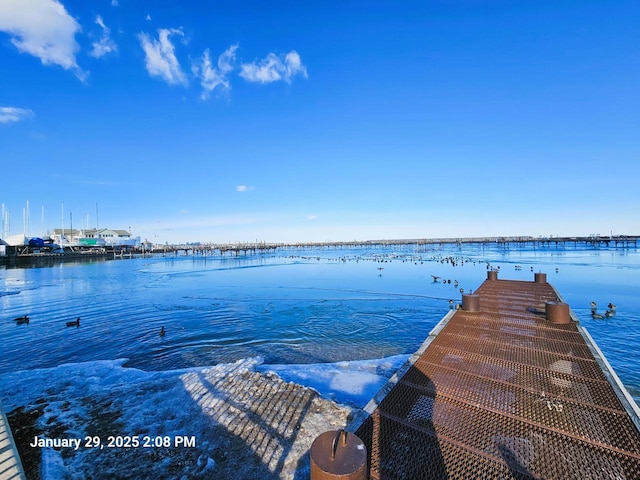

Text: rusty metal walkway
xmin=349 ymin=272 xmax=640 ymax=479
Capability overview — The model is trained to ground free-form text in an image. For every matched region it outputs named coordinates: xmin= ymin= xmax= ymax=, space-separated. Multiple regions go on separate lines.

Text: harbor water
xmin=1 ymin=242 xmax=639 ymax=478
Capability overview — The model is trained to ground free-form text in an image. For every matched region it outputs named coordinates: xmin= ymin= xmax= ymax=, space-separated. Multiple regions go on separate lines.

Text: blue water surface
xmin=1 ymin=242 xmax=639 ymax=403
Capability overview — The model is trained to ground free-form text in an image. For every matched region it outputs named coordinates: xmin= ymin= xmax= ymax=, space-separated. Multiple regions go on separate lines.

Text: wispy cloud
xmin=138 ymin=28 xmax=188 ymax=86
xmin=89 ymin=15 xmax=117 ymax=59
xmin=0 ymin=0 xmax=86 ymax=81
xmin=0 ymin=107 xmax=34 ymax=124
xmin=236 ymin=185 xmax=254 ymax=192
xmin=192 ymin=45 xmax=238 ymax=99
xmin=240 ymin=50 xmax=307 ymax=84
xmin=306 ymin=215 xmax=318 ymax=221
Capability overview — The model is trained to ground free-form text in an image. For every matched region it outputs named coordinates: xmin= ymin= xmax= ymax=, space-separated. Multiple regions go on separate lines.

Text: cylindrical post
xmin=487 ymin=270 xmax=498 ymax=281
xmin=310 ymin=430 xmax=367 ymax=480
xmin=534 ymin=272 xmax=547 ymax=283
xmin=462 ymin=294 xmax=480 ymax=312
xmin=545 ymin=302 xmax=571 ymax=324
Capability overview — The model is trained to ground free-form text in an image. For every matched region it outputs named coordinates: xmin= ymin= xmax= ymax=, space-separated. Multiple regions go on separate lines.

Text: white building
xmin=50 ymin=228 xmax=140 ymax=248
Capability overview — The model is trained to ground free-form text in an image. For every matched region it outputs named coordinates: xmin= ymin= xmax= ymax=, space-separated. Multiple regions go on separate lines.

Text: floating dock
xmin=349 ymin=271 xmax=640 ymax=479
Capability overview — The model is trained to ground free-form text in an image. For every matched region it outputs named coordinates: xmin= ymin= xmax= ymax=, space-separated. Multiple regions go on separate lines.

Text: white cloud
xmin=0 ymin=107 xmax=34 ymax=124
xmin=146 ymin=14 xmax=152 ymax=21
xmin=111 ymin=0 xmax=118 ymax=6
xmin=284 ymin=51 xmax=306 ymax=79
xmin=236 ymin=185 xmax=254 ymax=192
xmin=138 ymin=28 xmax=187 ymax=86
xmin=89 ymin=15 xmax=117 ymax=58
xmin=307 ymin=215 xmax=318 ymax=221
xmin=0 ymin=0 xmax=86 ymax=80
xmin=192 ymin=45 xmax=238 ymax=99
xmin=239 ymin=50 xmax=307 ymax=84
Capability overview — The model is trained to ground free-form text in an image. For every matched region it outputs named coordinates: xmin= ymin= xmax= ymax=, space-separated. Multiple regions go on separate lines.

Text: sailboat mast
xmin=26 ymin=200 xmax=30 ymax=238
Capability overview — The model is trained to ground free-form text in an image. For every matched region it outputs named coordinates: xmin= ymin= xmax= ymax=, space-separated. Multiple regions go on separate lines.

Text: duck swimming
xmin=66 ymin=318 xmax=80 ymax=327
xmin=591 ymin=312 xmax=605 ymax=319
xmin=14 ymin=315 xmax=29 ymax=325
xmin=159 ymin=326 xmax=166 ymax=337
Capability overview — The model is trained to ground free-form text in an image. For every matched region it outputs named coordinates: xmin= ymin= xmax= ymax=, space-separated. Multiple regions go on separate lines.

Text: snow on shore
xmin=0 ymin=355 xmax=405 ymax=479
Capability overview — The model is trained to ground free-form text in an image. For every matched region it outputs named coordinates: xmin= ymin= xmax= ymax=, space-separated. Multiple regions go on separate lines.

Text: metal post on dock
xmin=461 ymin=293 xmax=480 ymax=311
xmin=534 ymin=272 xmax=547 ymax=283
xmin=545 ymin=301 xmax=571 ymax=324
xmin=310 ymin=429 xmax=367 ymax=480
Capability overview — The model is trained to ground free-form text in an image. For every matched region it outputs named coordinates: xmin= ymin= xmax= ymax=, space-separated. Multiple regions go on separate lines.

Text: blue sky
xmin=1 ymin=0 xmax=639 ymax=244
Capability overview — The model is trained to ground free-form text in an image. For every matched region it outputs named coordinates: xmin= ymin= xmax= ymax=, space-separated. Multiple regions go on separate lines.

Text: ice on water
xmin=257 ymin=354 xmax=409 ymax=407
xmin=0 ymin=354 xmax=402 ymax=479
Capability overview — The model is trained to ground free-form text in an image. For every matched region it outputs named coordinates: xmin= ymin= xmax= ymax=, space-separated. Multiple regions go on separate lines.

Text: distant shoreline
xmin=2 ymin=234 xmax=638 ymax=268
xmin=148 ymin=234 xmax=640 ymax=255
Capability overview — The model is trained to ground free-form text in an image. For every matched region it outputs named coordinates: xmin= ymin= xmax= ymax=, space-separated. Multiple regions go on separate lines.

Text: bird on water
xmin=66 ymin=318 xmax=80 ymax=327
xmin=159 ymin=326 xmax=166 ymax=337
xmin=14 ymin=315 xmax=30 ymax=325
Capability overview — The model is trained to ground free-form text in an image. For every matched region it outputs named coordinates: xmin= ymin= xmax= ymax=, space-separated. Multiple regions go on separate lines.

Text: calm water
xmin=2 ymin=243 xmax=639 ymax=402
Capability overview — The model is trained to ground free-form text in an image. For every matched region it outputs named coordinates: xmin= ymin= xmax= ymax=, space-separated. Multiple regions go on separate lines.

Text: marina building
xmin=50 ymin=228 xmax=140 ymax=248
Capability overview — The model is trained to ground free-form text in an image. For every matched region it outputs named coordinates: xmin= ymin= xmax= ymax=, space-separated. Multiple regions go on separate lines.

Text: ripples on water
xmin=1 ymin=244 xmax=639 ymax=402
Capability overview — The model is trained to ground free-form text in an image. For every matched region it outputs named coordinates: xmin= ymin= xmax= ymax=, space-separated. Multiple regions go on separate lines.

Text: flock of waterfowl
xmin=7 ymin=254 xmax=615 ymax=339
xmin=590 ymin=302 xmax=617 ymax=319
xmin=11 ymin=312 xmax=170 ymax=340
xmin=255 ymin=253 xmax=605 ymax=326
xmin=12 ymin=315 xmax=81 ymax=327
xmin=12 ymin=315 xmax=167 ymax=336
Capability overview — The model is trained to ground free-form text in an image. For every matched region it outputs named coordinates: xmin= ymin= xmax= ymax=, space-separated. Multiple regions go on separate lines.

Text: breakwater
xmin=154 ymin=234 xmax=640 ymax=257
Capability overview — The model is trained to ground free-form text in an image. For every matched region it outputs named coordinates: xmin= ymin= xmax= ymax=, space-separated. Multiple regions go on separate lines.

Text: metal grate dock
xmin=351 ymin=273 xmax=640 ymax=479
